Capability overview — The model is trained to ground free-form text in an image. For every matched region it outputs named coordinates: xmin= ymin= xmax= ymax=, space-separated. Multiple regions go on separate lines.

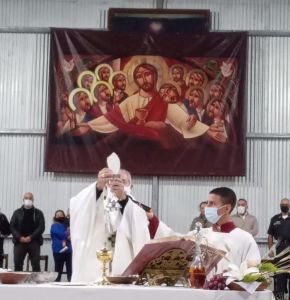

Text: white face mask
xmin=124 ymin=185 xmax=132 ymax=195
xmin=205 ymin=205 xmax=226 ymax=224
xmin=237 ymin=206 xmax=246 ymax=215
xmin=23 ymin=199 xmax=33 ymax=208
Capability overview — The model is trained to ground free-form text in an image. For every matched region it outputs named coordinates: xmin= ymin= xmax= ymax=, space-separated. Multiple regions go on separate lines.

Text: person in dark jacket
xmin=10 ymin=192 xmax=45 ymax=271
xmin=0 ymin=211 xmax=10 ymax=268
xmin=50 ymin=210 xmax=72 ymax=282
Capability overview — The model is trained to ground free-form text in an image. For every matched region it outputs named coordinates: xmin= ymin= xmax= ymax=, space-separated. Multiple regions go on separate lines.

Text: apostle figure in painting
xmin=183 ymin=87 xmax=205 ymax=121
xmin=110 ymin=71 xmax=128 ymax=105
xmin=158 ymin=82 xmax=181 ymax=104
xmin=207 ymin=80 xmax=224 ymax=102
xmin=77 ymin=71 xmax=96 ymax=91
xmin=62 ymin=88 xmax=93 ymax=134
xmin=95 ymin=63 xmax=113 ymax=82
xmin=56 ymin=99 xmax=74 ymax=137
xmin=169 ymin=64 xmax=187 ymax=98
xmin=203 ymin=99 xmax=235 ymax=144
xmin=89 ymin=81 xmax=113 ymax=118
xmin=186 ymin=69 xmax=208 ymax=89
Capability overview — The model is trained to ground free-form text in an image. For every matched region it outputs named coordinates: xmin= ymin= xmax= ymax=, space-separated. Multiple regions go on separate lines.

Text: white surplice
xmin=70 ymin=182 xmax=150 ymax=283
xmin=189 ymin=227 xmax=261 ymax=274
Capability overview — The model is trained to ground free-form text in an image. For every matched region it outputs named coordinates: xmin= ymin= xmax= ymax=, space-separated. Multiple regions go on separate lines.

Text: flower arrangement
xmin=242 ymin=262 xmax=277 ymax=284
xmin=223 ymin=246 xmax=290 ymax=293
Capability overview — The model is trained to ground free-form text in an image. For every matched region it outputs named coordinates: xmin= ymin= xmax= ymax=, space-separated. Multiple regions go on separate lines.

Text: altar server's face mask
xmin=205 ymin=204 xmax=228 ymax=224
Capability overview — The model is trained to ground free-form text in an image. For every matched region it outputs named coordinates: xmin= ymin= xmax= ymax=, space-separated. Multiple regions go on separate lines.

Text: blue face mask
xmin=205 ymin=205 xmax=226 ymax=224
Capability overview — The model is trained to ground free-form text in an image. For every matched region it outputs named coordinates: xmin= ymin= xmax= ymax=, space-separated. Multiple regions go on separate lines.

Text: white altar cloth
xmin=0 ymin=283 xmax=273 ymax=300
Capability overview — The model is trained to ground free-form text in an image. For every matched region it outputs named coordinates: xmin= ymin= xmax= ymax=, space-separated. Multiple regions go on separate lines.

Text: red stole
xmin=213 ymin=221 xmax=236 ymax=233
xmin=148 ymin=215 xmax=160 ymax=239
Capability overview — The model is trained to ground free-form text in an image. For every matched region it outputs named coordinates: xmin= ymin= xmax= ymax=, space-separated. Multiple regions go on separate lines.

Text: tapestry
xmin=45 ymin=29 xmax=247 ymax=175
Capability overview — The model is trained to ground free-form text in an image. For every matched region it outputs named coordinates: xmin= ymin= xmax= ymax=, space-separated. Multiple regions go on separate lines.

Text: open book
xmin=122 ymin=235 xmax=225 ymax=276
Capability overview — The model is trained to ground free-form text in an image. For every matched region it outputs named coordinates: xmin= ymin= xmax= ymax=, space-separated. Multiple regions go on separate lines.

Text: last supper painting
xmin=45 ymin=29 xmax=247 ymax=176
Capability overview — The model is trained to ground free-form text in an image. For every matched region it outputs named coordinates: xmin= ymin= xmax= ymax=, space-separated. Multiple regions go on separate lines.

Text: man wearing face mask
xmin=201 ymin=187 xmax=260 ymax=274
xmin=189 ymin=201 xmax=212 ymax=231
xmin=70 ymin=168 xmax=163 ymax=282
xmin=10 ymin=192 xmax=45 ymax=271
xmin=267 ymin=198 xmax=290 ymax=300
xmin=231 ymin=198 xmax=259 ymax=236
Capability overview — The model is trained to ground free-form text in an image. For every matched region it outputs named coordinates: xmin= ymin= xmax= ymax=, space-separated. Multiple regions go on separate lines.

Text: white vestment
xmin=88 ymin=93 xmax=209 ymax=138
xmin=70 ymin=182 xmax=151 ymax=282
xmin=190 ymin=227 xmax=261 ymax=273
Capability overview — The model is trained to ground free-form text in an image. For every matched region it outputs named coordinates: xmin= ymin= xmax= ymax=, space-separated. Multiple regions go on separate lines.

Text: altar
xmin=0 ymin=283 xmax=274 ymax=300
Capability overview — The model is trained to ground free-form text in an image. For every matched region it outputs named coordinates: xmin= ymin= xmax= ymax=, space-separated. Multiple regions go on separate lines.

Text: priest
xmin=70 ymin=167 xmax=165 ymax=282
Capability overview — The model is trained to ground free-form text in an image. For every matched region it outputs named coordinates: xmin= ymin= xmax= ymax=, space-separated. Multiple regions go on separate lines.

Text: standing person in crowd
xmin=189 ymin=201 xmax=212 ymax=230
xmin=0 ymin=210 xmax=10 ymax=268
xmin=232 ymin=198 xmax=259 ymax=236
xmin=268 ymin=198 xmax=290 ymax=300
xmin=10 ymin=192 xmax=45 ymax=271
xmin=51 ymin=210 xmax=72 ymax=282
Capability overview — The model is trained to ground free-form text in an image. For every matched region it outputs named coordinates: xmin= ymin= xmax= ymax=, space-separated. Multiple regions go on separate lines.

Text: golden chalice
xmin=135 ymin=108 xmax=148 ymax=126
xmin=96 ymin=246 xmax=113 ymax=285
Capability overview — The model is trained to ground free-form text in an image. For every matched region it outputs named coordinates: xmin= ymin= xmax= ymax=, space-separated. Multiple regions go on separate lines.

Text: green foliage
xmin=241 ymin=262 xmax=278 ymax=283
xmin=242 ymin=273 xmax=266 ymax=283
xmin=259 ymin=262 xmax=278 ymax=273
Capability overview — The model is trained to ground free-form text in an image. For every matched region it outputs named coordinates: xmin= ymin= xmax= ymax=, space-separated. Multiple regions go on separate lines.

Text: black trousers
xmin=53 ymin=252 xmax=72 ymax=282
xmin=14 ymin=241 xmax=41 ymax=271
xmin=274 ymin=242 xmax=290 ymax=300
xmin=0 ymin=238 xmax=4 ymax=268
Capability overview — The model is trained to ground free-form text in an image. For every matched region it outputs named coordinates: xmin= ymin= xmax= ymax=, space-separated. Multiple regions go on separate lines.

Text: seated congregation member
xmin=51 ymin=210 xmax=72 ymax=282
xmin=70 ymin=168 xmax=164 ymax=282
xmin=200 ymin=187 xmax=261 ymax=273
xmin=10 ymin=192 xmax=45 ymax=271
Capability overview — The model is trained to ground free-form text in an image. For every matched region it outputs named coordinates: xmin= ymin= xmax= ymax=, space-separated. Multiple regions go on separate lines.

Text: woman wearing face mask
xmin=50 ymin=210 xmax=72 ymax=282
